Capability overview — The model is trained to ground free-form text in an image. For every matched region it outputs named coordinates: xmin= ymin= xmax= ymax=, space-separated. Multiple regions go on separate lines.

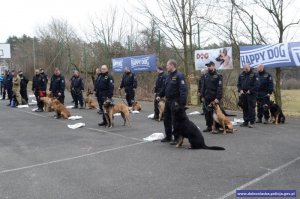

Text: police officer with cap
xmin=201 ymin=61 xmax=223 ymax=132
xmin=32 ymin=69 xmax=47 ymax=112
xmin=237 ymin=64 xmax=259 ymax=128
xmin=256 ymin=64 xmax=273 ymax=124
xmin=49 ymin=68 xmax=65 ymax=104
xmin=153 ymin=66 xmax=166 ymax=120
xmin=70 ymin=70 xmax=84 ymax=109
xmin=96 ymin=65 xmax=114 ymax=126
xmin=156 ymin=59 xmax=187 ymax=145
xmin=118 ymin=67 xmax=137 ymax=108
xmin=18 ymin=70 xmax=29 ymax=104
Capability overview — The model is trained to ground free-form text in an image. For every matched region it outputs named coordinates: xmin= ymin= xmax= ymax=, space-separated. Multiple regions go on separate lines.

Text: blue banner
xmin=112 ymin=54 xmax=157 ymax=73
xmin=240 ymin=42 xmax=300 ymax=68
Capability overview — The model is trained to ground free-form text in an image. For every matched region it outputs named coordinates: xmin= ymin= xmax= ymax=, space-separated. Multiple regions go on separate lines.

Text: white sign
xmin=195 ymin=47 xmax=233 ymax=70
xmin=0 ymin=44 xmax=11 ymax=59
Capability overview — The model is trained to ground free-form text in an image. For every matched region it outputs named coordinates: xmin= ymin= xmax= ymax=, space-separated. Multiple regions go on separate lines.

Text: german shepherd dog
xmin=158 ymin=98 xmax=166 ymax=121
xmin=173 ymin=104 xmax=225 ymax=150
xmin=84 ymin=88 xmax=97 ymax=109
xmin=132 ymin=101 xmax=142 ymax=111
xmin=50 ymin=99 xmax=71 ymax=119
xmin=269 ymin=101 xmax=285 ymax=124
xmin=40 ymin=95 xmax=54 ymax=112
xmin=103 ymin=100 xmax=131 ymax=128
xmin=212 ymin=103 xmax=235 ymax=134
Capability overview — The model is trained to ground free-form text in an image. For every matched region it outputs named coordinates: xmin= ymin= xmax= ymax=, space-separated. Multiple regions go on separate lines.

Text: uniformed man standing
xmin=237 ymin=64 xmax=259 ymax=128
xmin=201 ymin=61 xmax=223 ymax=132
xmin=198 ymin=68 xmax=207 ymax=115
xmin=18 ymin=70 xmax=29 ymax=104
xmin=12 ymin=70 xmax=22 ymax=106
xmin=96 ymin=65 xmax=114 ymax=126
xmin=157 ymin=59 xmax=187 ymax=145
xmin=153 ymin=66 xmax=166 ymax=120
xmin=32 ymin=69 xmax=47 ymax=112
xmin=5 ymin=70 xmax=13 ymax=105
xmin=70 ymin=70 xmax=84 ymax=109
xmin=256 ymin=64 xmax=273 ymax=124
xmin=50 ymin=68 xmax=65 ymax=104
xmin=118 ymin=67 xmax=137 ymax=108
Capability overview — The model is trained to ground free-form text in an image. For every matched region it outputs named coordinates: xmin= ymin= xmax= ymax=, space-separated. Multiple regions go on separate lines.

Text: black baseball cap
xmin=205 ymin=61 xmax=215 ymax=66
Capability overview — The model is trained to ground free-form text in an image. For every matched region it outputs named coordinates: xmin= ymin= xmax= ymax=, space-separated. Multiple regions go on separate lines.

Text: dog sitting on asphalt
xmin=269 ymin=100 xmax=285 ymax=124
xmin=84 ymin=88 xmax=97 ymax=109
xmin=173 ymin=103 xmax=225 ymax=150
xmin=40 ymin=95 xmax=54 ymax=112
xmin=103 ymin=99 xmax=131 ymax=128
xmin=50 ymin=99 xmax=71 ymax=119
xmin=211 ymin=102 xmax=235 ymax=134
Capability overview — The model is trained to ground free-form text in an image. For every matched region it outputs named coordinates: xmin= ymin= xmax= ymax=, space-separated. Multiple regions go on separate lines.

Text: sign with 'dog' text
xmin=112 ymin=54 xmax=157 ymax=73
xmin=0 ymin=44 xmax=11 ymax=59
xmin=240 ymin=42 xmax=300 ymax=68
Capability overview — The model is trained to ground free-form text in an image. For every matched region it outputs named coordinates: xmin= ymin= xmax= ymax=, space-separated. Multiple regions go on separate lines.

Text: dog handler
xmin=97 ymin=65 xmax=114 ymax=126
xmin=118 ymin=67 xmax=137 ymax=108
xmin=157 ymin=59 xmax=187 ymax=145
xmin=32 ymin=69 xmax=47 ymax=112
xmin=153 ymin=66 xmax=166 ymax=120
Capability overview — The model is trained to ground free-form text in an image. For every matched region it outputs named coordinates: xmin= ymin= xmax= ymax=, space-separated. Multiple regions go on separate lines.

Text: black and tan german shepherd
xmin=269 ymin=100 xmax=285 ymax=124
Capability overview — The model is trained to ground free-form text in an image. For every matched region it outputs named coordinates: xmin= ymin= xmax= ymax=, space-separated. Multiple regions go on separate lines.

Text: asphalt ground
xmin=0 ymin=94 xmax=299 ymax=199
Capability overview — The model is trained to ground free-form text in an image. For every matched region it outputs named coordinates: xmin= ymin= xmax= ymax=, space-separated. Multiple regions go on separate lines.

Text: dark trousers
xmin=241 ymin=94 xmax=256 ymax=124
xmin=204 ymin=99 xmax=214 ymax=128
xmin=125 ymin=90 xmax=135 ymax=107
xmin=35 ymin=92 xmax=44 ymax=110
xmin=98 ymin=97 xmax=107 ymax=124
xmin=73 ymin=91 xmax=83 ymax=107
xmin=154 ymin=95 xmax=159 ymax=119
xmin=2 ymin=89 xmax=6 ymax=99
xmin=53 ymin=92 xmax=65 ymax=104
xmin=20 ymin=88 xmax=28 ymax=103
xmin=257 ymin=96 xmax=270 ymax=120
xmin=71 ymin=90 xmax=76 ymax=102
xmin=7 ymin=88 xmax=13 ymax=104
xmin=163 ymin=100 xmax=178 ymax=140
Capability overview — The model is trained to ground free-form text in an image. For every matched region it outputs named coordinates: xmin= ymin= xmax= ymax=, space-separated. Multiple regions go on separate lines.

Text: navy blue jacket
xmin=237 ymin=69 xmax=259 ymax=95
xmin=50 ymin=74 xmax=65 ymax=95
xmin=257 ymin=70 xmax=273 ymax=97
xmin=95 ymin=72 xmax=114 ymax=98
xmin=19 ymin=75 xmax=29 ymax=90
xmin=201 ymin=70 xmax=223 ymax=101
xmin=71 ymin=76 xmax=84 ymax=92
xmin=159 ymin=70 xmax=187 ymax=106
xmin=32 ymin=74 xmax=47 ymax=93
xmin=154 ymin=72 xmax=167 ymax=95
xmin=5 ymin=74 xmax=13 ymax=90
xmin=120 ymin=72 xmax=137 ymax=92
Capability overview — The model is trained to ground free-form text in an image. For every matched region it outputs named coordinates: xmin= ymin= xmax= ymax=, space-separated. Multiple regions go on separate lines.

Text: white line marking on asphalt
xmin=0 ymin=141 xmax=146 ymax=175
xmin=217 ymin=156 xmax=300 ymax=199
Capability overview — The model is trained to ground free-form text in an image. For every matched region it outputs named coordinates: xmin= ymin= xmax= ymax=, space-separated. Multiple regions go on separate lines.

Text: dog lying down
xmin=173 ymin=104 xmax=225 ymax=150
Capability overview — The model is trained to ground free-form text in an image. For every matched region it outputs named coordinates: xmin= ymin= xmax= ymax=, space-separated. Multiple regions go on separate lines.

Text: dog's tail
xmin=203 ymin=145 xmax=225 ymax=150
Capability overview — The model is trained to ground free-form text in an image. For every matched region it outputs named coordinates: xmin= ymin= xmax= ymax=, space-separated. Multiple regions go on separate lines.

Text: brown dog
xmin=40 ymin=96 xmax=53 ymax=112
xmin=158 ymin=98 xmax=166 ymax=121
xmin=132 ymin=101 xmax=142 ymax=111
xmin=84 ymin=89 xmax=97 ymax=109
xmin=212 ymin=103 xmax=235 ymax=134
xmin=51 ymin=99 xmax=71 ymax=119
xmin=103 ymin=100 xmax=131 ymax=128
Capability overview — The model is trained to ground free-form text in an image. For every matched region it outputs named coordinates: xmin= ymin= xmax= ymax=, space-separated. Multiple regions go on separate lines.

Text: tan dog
xmin=158 ymin=98 xmax=166 ymax=121
xmin=212 ymin=103 xmax=235 ymax=134
xmin=84 ymin=89 xmax=97 ymax=109
xmin=132 ymin=101 xmax=142 ymax=111
xmin=103 ymin=100 xmax=131 ymax=128
xmin=40 ymin=96 xmax=53 ymax=112
xmin=51 ymin=99 xmax=71 ymax=119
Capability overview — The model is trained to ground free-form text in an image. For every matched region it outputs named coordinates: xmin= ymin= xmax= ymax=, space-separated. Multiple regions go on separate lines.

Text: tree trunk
xmin=275 ymin=68 xmax=282 ymax=107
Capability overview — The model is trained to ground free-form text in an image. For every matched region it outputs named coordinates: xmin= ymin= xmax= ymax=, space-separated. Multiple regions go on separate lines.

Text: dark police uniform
xmin=0 ymin=74 xmax=4 ymax=99
xmin=95 ymin=72 xmax=114 ymax=125
xmin=198 ymin=73 xmax=206 ymax=115
xmin=50 ymin=74 xmax=65 ymax=104
xmin=154 ymin=71 xmax=166 ymax=119
xmin=201 ymin=70 xmax=223 ymax=131
xmin=119 ymin=71 xmax=137 ymax=107
xmin=5 ymin=73 xmax=13 ymax=105
xmin=237 ymin=69 xmax=259 ymax=126
xmin=256 ymin=70 xmax=273 ymax=123
xmin=32 ymin=73 xmax=47 ymax=111
xmin=70 ymin=75 xmax=76 ymax=103
xmin=19 ymin=74 xmax=29 ymax=103
xmin=71 ymin=76 xmax=84 ymax=108
xmin=159 ymin=70 xmax=187 ymax=143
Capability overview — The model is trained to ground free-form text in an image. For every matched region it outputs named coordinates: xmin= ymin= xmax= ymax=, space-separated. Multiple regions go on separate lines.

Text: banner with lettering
xmin=195 ymin=47 xmax=233 ymax=70
xmin=112 ymin=54 xmax=157 ymax=73
xmin=240 ymin=42 xmax=300 ymax=68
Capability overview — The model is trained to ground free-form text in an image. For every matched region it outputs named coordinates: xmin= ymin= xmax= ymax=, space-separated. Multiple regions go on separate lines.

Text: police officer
xmin=198 ymin=68 xmax=207 ymax=115
xmin=18 ymin=70 xmax=29 ymax=104
xmin=256 ymin=64 xmax=273 ymax=124
xmin=96 ymin=65 xmax=114 ymax=126
xmin=237 ymin=64 xmax=259 ymax=128
xmin=12 ymin=70 xmax=22 ymax=106
xmin=70 ymin=71 xmax=76 ymax=103
xmin=201 ymin=61 xmax=223 ymax=132
xmin=32 ymin=69 xmax=47 ymax=112
xmin=94 ymin=67 xmax=103 ymax=114
xmin=40 ymin=68 xmax=48 ymax=84
xmin=0 ymin=72 xmax=4 ymax=99
xmin=118 ymin=67 xmax=137 ymax=108
xmin=5 ymin=70 xmax=13 ymax=105
xmin=153 ymin=66 xmax=166 ymax=120
xmin=70 ymin=70 xmax=84 ymax=109
xmin=50 ymin=68 xmax=65 ymax=104
xmin=156 ymin=59 xmax=187 ymax=145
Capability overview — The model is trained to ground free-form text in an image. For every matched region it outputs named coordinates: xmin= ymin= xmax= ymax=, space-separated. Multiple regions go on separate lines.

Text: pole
xmin=127 ymin=35 xmax=131 ymax=56
xmin=158 ymin=30 xmax=161 ymax=63
xmin=83 ymin=43 xmax=87 ymax=84
xmin=197 ymin=23 xmax=200 ymax=49
xmin=33 ymin=37 xmax=36 ymax=71
xmin=251 ymin=15 xmax=254 ymax=45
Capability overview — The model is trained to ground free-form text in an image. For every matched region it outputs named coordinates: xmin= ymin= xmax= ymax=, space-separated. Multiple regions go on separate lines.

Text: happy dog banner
xmin=240 ymin=42 xmax=300 ymax=68
xmin=112 ymin=54 xmax=157 ymax=73
xmin=195 ymin=47 xmax=233 ymax=70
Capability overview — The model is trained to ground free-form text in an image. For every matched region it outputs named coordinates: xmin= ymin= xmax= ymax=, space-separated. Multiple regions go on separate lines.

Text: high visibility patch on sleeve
xmin=269 ymin=77 xmax=272 ymax=80
xmin=62 ymin=80 xmax=64 ymax=83
xmin=181 ymin=80 xmax=185 ymax=84
xmin=219 ymin=80 xmax=222 ymax=85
